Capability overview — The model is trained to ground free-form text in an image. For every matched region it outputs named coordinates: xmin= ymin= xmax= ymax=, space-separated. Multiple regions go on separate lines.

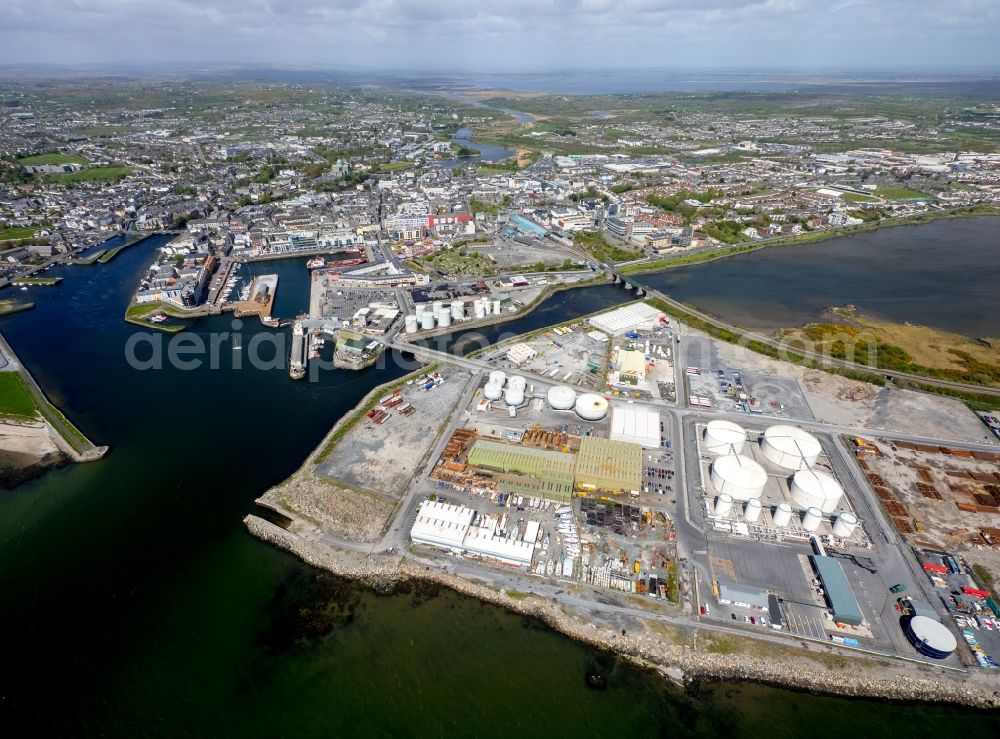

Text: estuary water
xmin=0 ymin=237 xmax=997 ymax=735
xmin=640 ymin=216 xmax=1000 ymax=338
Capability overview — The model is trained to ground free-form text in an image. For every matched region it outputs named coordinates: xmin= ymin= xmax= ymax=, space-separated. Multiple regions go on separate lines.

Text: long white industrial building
xmin=410 ymin=499 xmax=535 ymax=566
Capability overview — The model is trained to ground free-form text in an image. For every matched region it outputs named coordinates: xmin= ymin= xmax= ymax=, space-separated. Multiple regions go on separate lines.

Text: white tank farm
xmin=504 ymin=386 xmax=525 ymax=406
xmin=703 ymin=419 xmax=746 ymax=455
xmin=488 ymin=370 xmax=507 ymax=387
xmin=575 ymin=393 xmax=609 ymax=421
xmin=420 ymin=312 xmax=436 ymax=330
xmin=744 ymin=498 xmax=763 ymax=523
xmin=709 ymin=454 xmax=767 ymax=501
xmin=714 ymin=493 xmax=734 ymax=517
xmin=404 ymin=315 xmax=418 ymax=334
xmin=547 ymin=385 xmax=577 ymax=410
xmin=802 ymin=507 xmax=824 ymax=532
xmin=450 ymin=301 xmax=465 ymax=320
xmin=790 ymin=469 xmax=844 ymax=513
xmin=483 ymin=382 xmax=503 ymax=401
xmin=773 ymin=502 xmax=793 ymax=527
xmin=832 ymin=512 xmax=859 ymax=538
xmin=761 ymin=425 xmax=821 ymax=470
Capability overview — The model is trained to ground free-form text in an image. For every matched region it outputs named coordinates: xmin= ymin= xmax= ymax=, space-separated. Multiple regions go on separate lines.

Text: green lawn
xmin=48 ymin=166 xmax=132 ymax=184
xmin=877 ymin=186 xmax=930 ymax=200
xmin=17 ymin=153 xmax=89 ymax=166
xmin=0 ymin=372 xmax=40 ymax=421
xmin=840 ymin=192 xmax=878 ymax=203
xmin=0 ymin=226 xmax=38 ymax=241
xmin=12 ymin=276 xmax=61 ymax=286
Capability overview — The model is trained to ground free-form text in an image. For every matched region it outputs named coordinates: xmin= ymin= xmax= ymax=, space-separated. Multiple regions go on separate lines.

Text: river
xmin=639 ymin=216 xmax=1000 ymax=338
xmin=0 ymin=237 xmax=997 ymax=734
xmin=435 ymin=126 xmax=515 ymax=169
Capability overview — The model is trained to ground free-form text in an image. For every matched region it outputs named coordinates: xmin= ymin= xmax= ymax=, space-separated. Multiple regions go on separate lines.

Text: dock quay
xmin=233 ymin=274 xmax=279 ymax=323
xmin=0 ymin=332 xmax=108 ymax=462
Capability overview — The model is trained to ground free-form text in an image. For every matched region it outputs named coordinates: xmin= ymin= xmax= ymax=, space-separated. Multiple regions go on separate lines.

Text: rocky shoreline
xmin=245 ymin=515 xmax=1000 ymax=710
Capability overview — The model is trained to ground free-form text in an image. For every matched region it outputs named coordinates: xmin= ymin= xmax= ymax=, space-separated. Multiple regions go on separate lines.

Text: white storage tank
xmin=761 ymin=425 xmax=821 ymax=471
xmin=507 ymin=375 xmax=527 ymax=391
xmin=504 ymin=386 xmax=525 ymax=407
xmin=709 ymin=454 xmax=767 ymax=501
xmin=906 ymin=615 xmax=957 ymax=659
xmin=802 ymin=507 xmax=824 ymax=532
xmin=744 ymin=498 xmax=763 ymax=523
xmin=437 ymin=310 xmax=452 ymax=328
xmin=703 ymin=419 xmax=746 ymax=455
xmin=493 ymin=299 xmax=501 ymax=315
xmin=773 ymin=502 xmax=793 ymax=528
xmin=488 ymin=370 xmax=507 ymax=387
xmin=432 ymin=300 xmax=443 ymax=315
xmin=420 ymin=312 xmax=436 ymax=330
xmin=404 ymin=315 xmax=418 ymax=334
xmin=483 ymin=382 xmax=503 ymax=401
xmin=474 ymin=301 xmax=486 ymax=319
xmin=714 ymin=493 xmax=734 ymax=517
xmin=450 ymin=301 xmax=465 ymax=320
xmin=415 ymin=304 xmax=426 ymax=318
xmin=790 ymin=469 xmax=844 ymax=513
xmin=547 ymin=385 xmax=577 ymax=411
xmin=832 ymin=512 xmax=859 ymax=538
xmin=574 ymin=393 xmax=609 ymax=421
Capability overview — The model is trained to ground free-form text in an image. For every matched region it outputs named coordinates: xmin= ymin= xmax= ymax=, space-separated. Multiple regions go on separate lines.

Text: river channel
xmin=640 ymin=216 xmax=1000 ymax=338
xmin=0 ymin=237 xmax=997 ymax=734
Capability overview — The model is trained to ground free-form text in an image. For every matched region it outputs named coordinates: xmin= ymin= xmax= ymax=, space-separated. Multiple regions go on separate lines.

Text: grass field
xmin=97 ymin=245 xmax=127 ymax=263
xmin=12 ymin=276 xmax=62 ymax=286
xmin=0 ymin=372 xmax=40 ymax=421
xmin=0 ymin=300 xmax=34 ymax=317
xmin=876 ymin=185 xmax=930 ymax=200
xmin=841 ymin=192 xmax=878 ymax=203
xmin=48 ymin=166 xmax=131 ymax=184
xmin=17 ymin=153 xmax=89 ymax=166
xmin=0 ymin=226 xmax=38 ymax=241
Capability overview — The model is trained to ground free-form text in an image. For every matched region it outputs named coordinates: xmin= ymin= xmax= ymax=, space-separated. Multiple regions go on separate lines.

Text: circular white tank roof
xmin=790 ymin=469 xmax=844 ymax=514
xmin=504 ymin=387 xmax=525 ymax=406
xmin=508 ymin=375 xmax=527 ymax=391
xmin=710 ymin=454 xmax=767 ymax=501
xmin=907 ymin=615 xmax=957 ymax=655
xmin=483 ymin=382 xmax=503 ymax=401
xmin=547 ymin=385 xmax=577 ymax=410
xmin=761 ymin=425 xmax=821 ymax=470
xmin=488 ymin=370 xmax=507 ymax=387
xmin=704 ymin=420 xmax=746 ymax=455
xmin=575 ymin=393 xmax=609 ymax=421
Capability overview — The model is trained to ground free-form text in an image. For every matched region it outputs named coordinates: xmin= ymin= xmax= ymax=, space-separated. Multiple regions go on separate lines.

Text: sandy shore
xmin=0 ymin=419 xmax=67 ymax=488
xmin=246 ymin=515 xmax=999 ymax=709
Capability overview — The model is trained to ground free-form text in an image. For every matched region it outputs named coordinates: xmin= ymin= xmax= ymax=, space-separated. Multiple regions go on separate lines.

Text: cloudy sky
xmin=2 ymin=0 xmax=998 ymax=70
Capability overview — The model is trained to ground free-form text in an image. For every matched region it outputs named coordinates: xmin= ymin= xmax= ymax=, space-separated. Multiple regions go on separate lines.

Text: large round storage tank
xmin=404 ymin=315 xmax=418 ymax=334
xmin=508 ymin=375 xmax=527 ymax=391
xmin=832 ymin=512 xmax=859 ymax=538
xmin=709 ymin=454 xmax=767 ymax=501
xmin=493 ymin=300 xmax=501 ymax=315
xmin=744 ymin=498 xmax=763 ymax=523
xmin=704 ymin=420 xmax=746 ymax=455
xmin=802 ymin=507 xmax=824 ymax=532
xmin=790 ymin=469 xmax=844 ymax=513
xmin=504 ymin=386 xmax=525 ymax=406
xmin=432 ymin=301 xmax=443 ymax=315
xmin=761 ymin=425 xmax=821 ymax=470
xmin=714 ymin=493 xmax=734 ymax=517
xmin=488 ymin=370 xmax=507 ymax=387
xmin=420 ymin=312 xmax=436 ymax=330
xmin=773 ymin=502 xmax=793 ymax=528
xmin=483 ymin=382 xmax=503 ymax=401
xmin=437 ymin=310 xmax=452 ymax=328
xmin=575 ymin=393 xmax=609 ymax=421
xmin=905 ymin=616 xmax=957 ymax=659
xmin=547 ymin=385 xmax=577 ymax=411
xmin=473 ymin=301 xmax=486 ymax=319
xmin=415 ymin=304 xmax=426 ymax=318
xmin=450 ymin=301 xmax=465 ymax=320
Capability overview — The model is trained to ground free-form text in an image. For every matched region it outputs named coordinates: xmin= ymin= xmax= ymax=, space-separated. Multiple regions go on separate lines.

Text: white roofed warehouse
xmin=610 ymin=406 xmax=660 ymax=448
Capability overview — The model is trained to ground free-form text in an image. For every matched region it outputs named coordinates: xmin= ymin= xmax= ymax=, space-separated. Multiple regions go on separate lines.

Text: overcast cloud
xmin=2 ymin=0 xmax=998 ymax=70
